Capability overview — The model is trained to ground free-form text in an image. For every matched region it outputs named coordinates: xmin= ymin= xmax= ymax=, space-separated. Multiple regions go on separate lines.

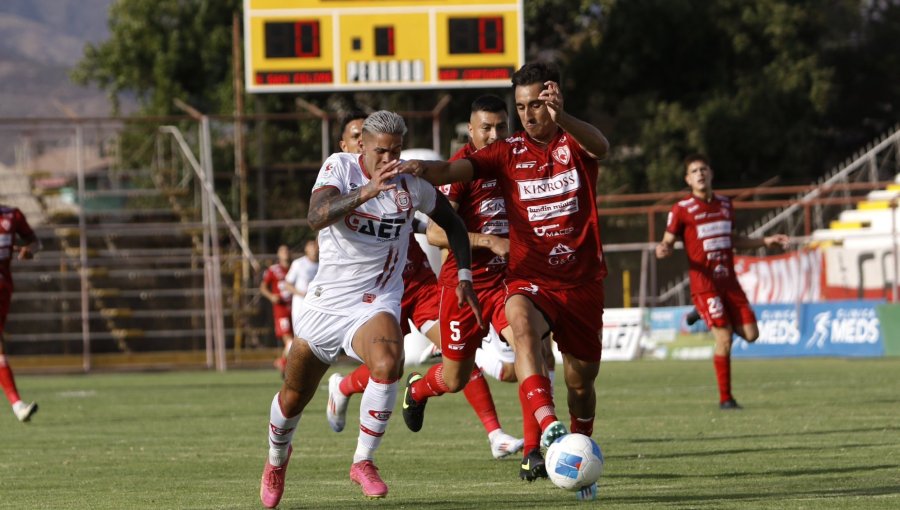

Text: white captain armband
xmin=458 ymin=269 xmax=473 ymax=283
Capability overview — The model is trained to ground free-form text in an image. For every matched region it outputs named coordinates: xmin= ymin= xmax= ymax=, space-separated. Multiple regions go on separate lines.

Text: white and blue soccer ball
xmin=545 ymin=433 xmax=604 ymax=491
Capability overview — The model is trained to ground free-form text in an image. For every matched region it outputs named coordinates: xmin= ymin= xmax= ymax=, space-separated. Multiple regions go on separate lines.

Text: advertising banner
xmin=734 ymin=249 xmax=822 ymax=304
xmin=599 ymin=308 xmax=644 ymax=361
xmin=733 ymin=300 xmax=884 ymax=358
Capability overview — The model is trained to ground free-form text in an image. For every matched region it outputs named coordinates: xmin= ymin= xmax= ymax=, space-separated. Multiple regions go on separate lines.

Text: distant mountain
xmin=0 ymin=0 xmax=118 ymax=118
xmin=0 ymin=0 xmax=122 ymax=163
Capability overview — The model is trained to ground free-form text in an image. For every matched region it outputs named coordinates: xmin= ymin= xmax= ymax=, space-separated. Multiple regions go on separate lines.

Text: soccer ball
xmin=545 ymin=433 xmax=604 ymax=491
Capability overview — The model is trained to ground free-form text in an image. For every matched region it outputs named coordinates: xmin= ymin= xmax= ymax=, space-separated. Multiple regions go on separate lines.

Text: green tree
xmin=72 ymin=0 xmax=241 ymax=115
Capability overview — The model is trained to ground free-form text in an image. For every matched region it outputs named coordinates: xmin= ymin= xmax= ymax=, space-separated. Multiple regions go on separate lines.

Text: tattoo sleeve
xmin=307 ymin=187 xmax=368 ymax=231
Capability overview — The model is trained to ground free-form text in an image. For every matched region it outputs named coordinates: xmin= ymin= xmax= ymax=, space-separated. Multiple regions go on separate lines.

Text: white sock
xmin=475 ymin=348 xmax=504 ymax=381
xmin=268 ymin=393 xmax=300 ymax=466
xmin=353 ymin=378 xmax=397 ymax=463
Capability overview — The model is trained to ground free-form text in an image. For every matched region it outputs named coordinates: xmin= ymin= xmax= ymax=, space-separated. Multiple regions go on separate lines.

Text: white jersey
xmin=303 ymin=152 xmax=438 ymax=314
xmin=285 ymin=256 xmax=319 ymax=311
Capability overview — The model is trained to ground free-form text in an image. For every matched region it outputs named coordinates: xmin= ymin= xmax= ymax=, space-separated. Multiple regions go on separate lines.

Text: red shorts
xmin=272 ymin=304 xmax=292 ymax=338
xmin=0 ymin=284 xmax=10 ymax=333
xmin=438 ymin=284 xmax=510 ymax=361
xmin=505 ymin=277 xmax=604 ymax=362
xmin=400 ymin=281 xmax=440 ymax=336
xmin=691 ymin=286 xmax=756 ymax=330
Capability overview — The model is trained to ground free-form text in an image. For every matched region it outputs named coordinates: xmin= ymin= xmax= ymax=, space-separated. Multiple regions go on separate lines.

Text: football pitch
xmin=2 ymin=358 xmax=898 ymax=509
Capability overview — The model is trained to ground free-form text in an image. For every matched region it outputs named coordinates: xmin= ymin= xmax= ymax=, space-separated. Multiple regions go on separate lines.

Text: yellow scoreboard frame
xmin=244 ymin=0 xmax=524 ymax=93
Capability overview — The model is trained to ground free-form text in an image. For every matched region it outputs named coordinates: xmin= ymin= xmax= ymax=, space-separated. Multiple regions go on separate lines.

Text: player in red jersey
xmin=0 ymin=204 xmax=41 ymax=422
xmin=399 ymin=95 xmax=527 ymax=459
xmin=325 ymin=105 xmax=523 ymax=459
xmin=399 ymin=63 xmax=610 ymax=490
xmin=259 ymin=245 xmax=293 ymax=374
xmin=657 ymin=154 xmax=788 ymax=409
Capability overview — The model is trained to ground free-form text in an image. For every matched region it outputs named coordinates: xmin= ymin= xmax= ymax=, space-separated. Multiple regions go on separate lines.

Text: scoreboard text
xmin=244 ymin=0 xmax=524 ymax=92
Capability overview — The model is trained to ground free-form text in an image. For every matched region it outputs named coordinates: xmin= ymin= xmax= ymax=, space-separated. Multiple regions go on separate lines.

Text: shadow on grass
xmin=609 ymin=463 xmax=899 ymax=480
xmin=629 ymin=425 xmax=900 ymax=444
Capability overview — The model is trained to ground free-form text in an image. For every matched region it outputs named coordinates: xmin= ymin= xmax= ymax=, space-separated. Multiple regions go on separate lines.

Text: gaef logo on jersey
xmin=548 ymin=243 xmax=576 ymax=266
xmin=345 ymin=211 xmax=406 ymax=241
xmin=552 ymin=145 xmax=570 ymax=165
xmin=517 ymin=169 xmax=580 ymax=201
xmin=394 ymin=190 xmax=412 ymax=211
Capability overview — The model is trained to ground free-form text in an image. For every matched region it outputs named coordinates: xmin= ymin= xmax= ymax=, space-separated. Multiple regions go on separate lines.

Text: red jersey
xmin=0 ymin=206 xmax=36 ymax=287
xmin=665 ymin=194 xmax=739 ymax=294
xmin=465 ymin=130 xmax=606 ymax=288
xmin=402 ymin=232 xmax=438 ymax=294
xmin=262 ymin=263 xmax=292 ymax=306
xmin=438 ymin=143 xmax=508 ymax=290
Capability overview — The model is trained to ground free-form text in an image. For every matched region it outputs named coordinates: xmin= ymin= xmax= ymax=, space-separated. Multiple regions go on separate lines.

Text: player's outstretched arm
xmin=307 ymin=161 xmax=399 ymax=230
xmin=426 ymin=221 xmax=509 ymax=259
xmin=428 ymin=193 xmax=484 ymax=329
xmin=397 ymin=159 xmax=474 ymax=186
xmin=733 ymin=233 xmax=790 ymax=250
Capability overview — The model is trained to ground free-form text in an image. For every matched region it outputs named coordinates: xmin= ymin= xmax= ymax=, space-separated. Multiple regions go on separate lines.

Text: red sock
xmin=463 ymin=367 xmax=501 ymax=434
xmin=519 ymin=384 xmax=542 ymax=453
xmin=570 ymin=414 xmax=594 ymax=436
xmin=520 ymin=374 xmax=557 ymax=431
xmin=410 ymin=363 xmax=449 ymax=402
xmin=713 ymin=355 xmax=732 ymax=403
xmin=0 ymin=358 xmax=21 ymax=405
xmin=339 ymin=365 xmax=370 ymax=396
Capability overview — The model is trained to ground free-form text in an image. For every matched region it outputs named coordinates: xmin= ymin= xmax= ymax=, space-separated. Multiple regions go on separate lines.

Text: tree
xmin=72 ymin=0 xmax=241 ymax=115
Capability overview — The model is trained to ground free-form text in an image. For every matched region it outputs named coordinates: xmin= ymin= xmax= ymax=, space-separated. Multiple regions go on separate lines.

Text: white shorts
xmin=295 ymin=303 xmax=400 ymax=364
xmin=480 ymin=325 xmax=515 ymax=364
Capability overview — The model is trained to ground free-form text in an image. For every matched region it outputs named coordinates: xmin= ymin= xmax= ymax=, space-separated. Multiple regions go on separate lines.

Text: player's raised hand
xmin=363 ymin=159 xmax=400 ymax=197
xmin=456 ymin=280 xmax=485 ymax=330
xmin=539 ymin=81 xmax=565 ymax=122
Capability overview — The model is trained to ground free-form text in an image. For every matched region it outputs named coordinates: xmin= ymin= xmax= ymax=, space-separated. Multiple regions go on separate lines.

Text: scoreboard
xmin=243 ymin=0 xmax=524 ymax=93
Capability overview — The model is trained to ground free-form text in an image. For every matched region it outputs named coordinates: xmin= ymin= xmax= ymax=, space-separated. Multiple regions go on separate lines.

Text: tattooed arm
xmin=307 ymin=160 xmax=400 ymax=231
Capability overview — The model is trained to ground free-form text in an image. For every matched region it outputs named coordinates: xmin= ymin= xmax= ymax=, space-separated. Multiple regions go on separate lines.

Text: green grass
xmin=1 ymin=358 xmax=898 ymax=509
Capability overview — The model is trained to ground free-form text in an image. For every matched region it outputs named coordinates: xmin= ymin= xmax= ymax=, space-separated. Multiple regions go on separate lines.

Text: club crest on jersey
xmin=552 ymin=145 xmax=571 ymax=165
xmin=438 ymin=184 xmax=452 ymax=195
xmin=345 ymin=211 xmax=406 ymax=241
xmin=394 ymin=190 xmax=412 ymax=211
xmin=0 ymin=219 xmax=9 ymax=230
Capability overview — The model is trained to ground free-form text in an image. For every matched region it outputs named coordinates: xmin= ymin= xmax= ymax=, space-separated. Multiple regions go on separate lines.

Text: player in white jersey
xmin=284 ymin=238 xmax=319 ymax=333
xmin=259 ymin=111 xmax=481 ymax=507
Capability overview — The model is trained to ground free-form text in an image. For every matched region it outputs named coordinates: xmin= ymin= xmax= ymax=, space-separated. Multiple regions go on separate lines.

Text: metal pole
xmin=892 ymin=199 xmax=898 ymax=303
xmin=76 ymin=125 xmax=91 ymax=372
xmin=197 ymin=122 xmax=214 ymax=370
xmin=201 ymin=116 xmax=228 ymax=371
xmin=232 ymin=12 xmax=249 ymax=353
